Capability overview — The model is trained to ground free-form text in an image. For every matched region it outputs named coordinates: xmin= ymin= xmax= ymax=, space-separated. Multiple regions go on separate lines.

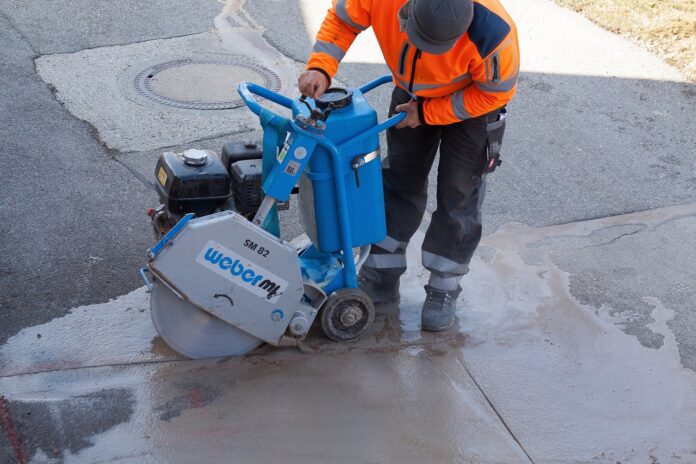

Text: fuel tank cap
xmin=315 ymin=88 xmax=353 ymax=110
xmin=183 ymin=149 xmax=209 ymax=166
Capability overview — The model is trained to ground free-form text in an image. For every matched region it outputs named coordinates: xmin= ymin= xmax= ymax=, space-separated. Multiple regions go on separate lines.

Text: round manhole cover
xmin=134 ymin=57 xmax=281 ymax=110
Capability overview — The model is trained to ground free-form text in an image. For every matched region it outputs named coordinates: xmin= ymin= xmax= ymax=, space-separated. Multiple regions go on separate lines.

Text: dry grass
xmin=554 ymin=0 xmax=696 ymax=81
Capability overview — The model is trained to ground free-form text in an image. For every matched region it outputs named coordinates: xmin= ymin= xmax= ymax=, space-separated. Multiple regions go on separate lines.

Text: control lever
xmin=350 ymin=150 xmax=380 ymax=188
xmin=351 ymin=155 xmax=364 ymax=187
xmin=299 ymin=96 xmax=330 ymax=123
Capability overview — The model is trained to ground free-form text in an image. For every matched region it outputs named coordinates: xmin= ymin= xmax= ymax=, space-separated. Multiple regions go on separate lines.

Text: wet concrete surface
xmin=535 ymin=212 xmax=696 ymax=364
xmin=3 ymin=205 xmax=696 ymax=462
xmin=2 ymin=389 xmax=134 ymax=462
xmin=0 ymin=274 xmax=527 ymax=462
xmin=458 ymin=204 xmax=696 ymax=462
xmin=0 ymin=351 xmax=529 ymax=464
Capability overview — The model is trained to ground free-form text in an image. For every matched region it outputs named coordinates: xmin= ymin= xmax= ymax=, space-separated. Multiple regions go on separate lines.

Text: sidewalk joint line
xmin=579 ymin=225 xmax=647 ymax=249
xmin=116 ymin=127 xmax=258 ymax=157
xmin=457 ymin=356 xmax=536 ymax=464
xmin=0 ymin=358 xmax=186 ymax=380
xmin=542 ymin=201 xmax=696 ymax=227
xmin=0 ymin=334 xmax=465 ymax=379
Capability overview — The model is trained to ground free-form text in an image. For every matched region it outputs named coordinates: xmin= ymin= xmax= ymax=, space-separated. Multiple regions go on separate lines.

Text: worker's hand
xmin=298 ymin=70 xmax=329 ymax=99
xmin=394 ymin=101 xmax=421 ymax=129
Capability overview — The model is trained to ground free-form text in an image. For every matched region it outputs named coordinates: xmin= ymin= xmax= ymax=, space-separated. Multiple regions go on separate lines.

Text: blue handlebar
xmin=238 ymin=74 xmax=396 ymax=119
xmin=358 ymin=75 xmax=394 ymax=94
xmin=237 ymin=82 xmax=293 ymax=117
xmin=238 ymin=75 xmax=403 ymax=144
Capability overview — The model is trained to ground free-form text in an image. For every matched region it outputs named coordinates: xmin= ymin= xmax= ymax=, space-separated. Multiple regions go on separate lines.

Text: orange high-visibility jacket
xmin=307 ymin=0 xmax=520 ymax=125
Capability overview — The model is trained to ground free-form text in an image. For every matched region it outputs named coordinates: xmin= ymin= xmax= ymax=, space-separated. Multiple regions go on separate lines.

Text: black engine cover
xmin=221 ymin=141 xmax=264 ymax=218
xmin=230 ymin=159 xmax=263 ymax=217
xmin=221 ymin=141 xmax=263 ymax=170
xmin=155 ymin=151 xmax=231 ymax=216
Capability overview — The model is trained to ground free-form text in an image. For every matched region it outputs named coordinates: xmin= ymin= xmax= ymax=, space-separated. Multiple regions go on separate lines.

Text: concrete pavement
xmin=2 ymin=205 xmax=695 ymax=463
xmin=1 ymin=0 xmax=696 ymax=462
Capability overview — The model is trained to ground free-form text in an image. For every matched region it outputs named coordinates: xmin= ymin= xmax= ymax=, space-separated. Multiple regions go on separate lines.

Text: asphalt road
xmin=0 ymin=11 xmax=159 ymax=346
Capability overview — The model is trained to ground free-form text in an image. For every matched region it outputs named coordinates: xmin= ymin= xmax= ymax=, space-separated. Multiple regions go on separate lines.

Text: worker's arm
xmin=306 ymin=0 xmax=373 ymax=81
xmin=420 ymin=35 xmax=520 ymax=126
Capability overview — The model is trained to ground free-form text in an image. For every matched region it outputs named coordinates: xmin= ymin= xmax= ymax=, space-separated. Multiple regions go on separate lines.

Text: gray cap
xmin=407 ymin=0 xmax=474 ymax=55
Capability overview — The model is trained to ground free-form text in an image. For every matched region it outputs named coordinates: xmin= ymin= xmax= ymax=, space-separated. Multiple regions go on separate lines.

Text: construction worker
xmin=299 ymin=0 xmax=519 ymax=331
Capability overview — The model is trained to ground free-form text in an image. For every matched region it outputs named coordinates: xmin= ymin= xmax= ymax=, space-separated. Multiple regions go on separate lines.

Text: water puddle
xmin=457 ymin=204 xmax=696 ymax=462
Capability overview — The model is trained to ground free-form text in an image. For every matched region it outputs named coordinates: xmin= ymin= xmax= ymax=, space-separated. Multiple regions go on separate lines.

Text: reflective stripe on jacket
xmin=307 ymin=0 xmax=520 ymax=125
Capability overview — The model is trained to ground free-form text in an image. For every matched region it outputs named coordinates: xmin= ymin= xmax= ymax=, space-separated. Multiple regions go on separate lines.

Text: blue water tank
xmin=292 ymin=88 xmax=386 ymax=253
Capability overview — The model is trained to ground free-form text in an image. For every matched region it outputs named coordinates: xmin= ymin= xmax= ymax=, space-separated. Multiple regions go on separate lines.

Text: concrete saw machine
xmin=140 ymin=76 xmax=406 ymax=358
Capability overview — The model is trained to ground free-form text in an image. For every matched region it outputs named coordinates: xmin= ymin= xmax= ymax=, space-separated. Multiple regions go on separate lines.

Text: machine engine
xmin=148 ymin=144 xmax=265 ymax=239
xmin=221 ymin=141 xmax=264 ymax=220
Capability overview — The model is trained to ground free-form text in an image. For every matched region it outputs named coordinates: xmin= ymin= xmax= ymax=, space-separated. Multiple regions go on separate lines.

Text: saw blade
xmin=150 ymin=280 xmax=263 ymax=359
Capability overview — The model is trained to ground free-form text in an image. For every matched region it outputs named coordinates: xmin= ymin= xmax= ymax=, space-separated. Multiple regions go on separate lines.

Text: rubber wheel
xmin=320 ymin=288 xmax=375 ymax=342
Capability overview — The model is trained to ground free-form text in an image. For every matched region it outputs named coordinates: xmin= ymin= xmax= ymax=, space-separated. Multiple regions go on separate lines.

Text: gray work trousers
xmin=361 ymin=87 xmax=501 ymax=291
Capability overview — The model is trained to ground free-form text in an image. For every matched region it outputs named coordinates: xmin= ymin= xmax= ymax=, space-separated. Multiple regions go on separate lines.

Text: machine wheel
xmin=320 ymin=288 xmax=375 ymax=342
xmin=150 ymin=279 xmax=263 ymax=359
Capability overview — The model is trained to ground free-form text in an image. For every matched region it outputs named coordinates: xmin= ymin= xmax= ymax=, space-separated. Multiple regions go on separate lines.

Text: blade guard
xmin=148 ymin=210 xmax=307 ymax=346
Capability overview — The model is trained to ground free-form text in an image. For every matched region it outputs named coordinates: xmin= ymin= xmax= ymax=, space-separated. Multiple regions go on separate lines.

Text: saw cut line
xmin=134 ymin=57 xmax=281 ymax=110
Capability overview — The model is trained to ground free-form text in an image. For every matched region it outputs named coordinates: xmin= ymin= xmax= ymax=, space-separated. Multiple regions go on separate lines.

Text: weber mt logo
xmin=196 ymin=240 xmax=287 ymax=303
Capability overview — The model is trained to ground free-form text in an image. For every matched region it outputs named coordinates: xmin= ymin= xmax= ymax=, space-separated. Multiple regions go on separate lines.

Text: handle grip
xmin=381 ymin=112 xmax=407 ymax=130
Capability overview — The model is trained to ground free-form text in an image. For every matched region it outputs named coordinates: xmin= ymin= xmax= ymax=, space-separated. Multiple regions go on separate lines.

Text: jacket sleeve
xmin=306 ymin=0 xmax=373 ymax=78
xmin=421 ymin=34 xmax=520 ymax=126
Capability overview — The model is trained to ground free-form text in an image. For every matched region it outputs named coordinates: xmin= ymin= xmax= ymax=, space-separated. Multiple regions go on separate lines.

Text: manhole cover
xmin=134 ymin=57 xmax=281 ymax=110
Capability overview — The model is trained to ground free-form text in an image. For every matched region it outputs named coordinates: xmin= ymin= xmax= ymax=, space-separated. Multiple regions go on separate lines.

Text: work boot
xmin=421 ymin=285 xmax=461 ymax=332
xmin=357 ymin=274 xmax=400 ymax=305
